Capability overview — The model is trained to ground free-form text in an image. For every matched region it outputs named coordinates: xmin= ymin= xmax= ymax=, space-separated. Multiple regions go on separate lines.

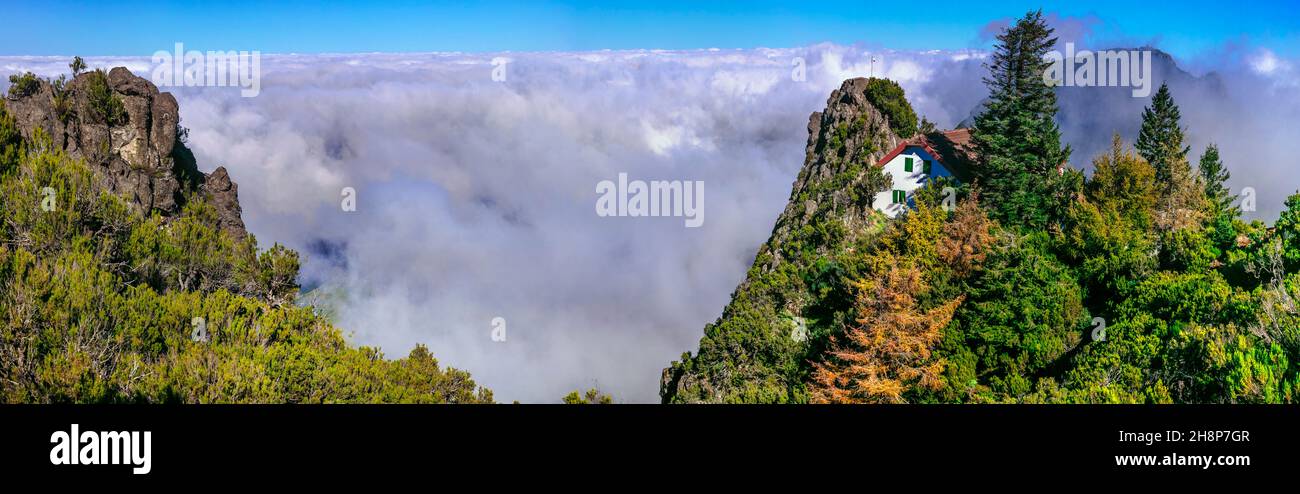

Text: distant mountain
xmin=961 ymin=47 xmax=1228 ymax=168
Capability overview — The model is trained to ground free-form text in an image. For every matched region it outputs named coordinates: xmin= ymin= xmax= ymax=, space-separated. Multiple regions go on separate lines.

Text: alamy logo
xmin=50 ymin=424 xmax=152 ymax=475
xmin=1042 ymin=43 xmax=1153 ymax=97
xmin=151 ymin=42 xmax=261 ymax=97
xmin=596 ymin=173 xmax=704 ymax=228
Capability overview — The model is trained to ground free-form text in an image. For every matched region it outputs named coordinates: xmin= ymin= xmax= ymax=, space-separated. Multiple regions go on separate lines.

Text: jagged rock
xmin=4 ymin=67 xmax=246 ymax=237
xmin=766 ymin=78 xmax=902 ymax=255
xmin=202 ymin=166 xmax=247 ymax=237
xmin=151 ymin=93 xmax=179 ymax=158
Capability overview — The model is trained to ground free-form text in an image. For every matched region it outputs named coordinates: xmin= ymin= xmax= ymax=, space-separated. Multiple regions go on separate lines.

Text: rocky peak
xmin=660 ymin=78 xmax=906 ymax=403
xmin=761 ymin=77 xmax=902 ymax=267
xmin=4 ymin=67 xmax=246 ymax=237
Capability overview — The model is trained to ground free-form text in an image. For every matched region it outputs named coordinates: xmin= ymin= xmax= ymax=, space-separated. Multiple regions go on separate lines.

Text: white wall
xmin=871 ymin=146 xmax=954 ymax=218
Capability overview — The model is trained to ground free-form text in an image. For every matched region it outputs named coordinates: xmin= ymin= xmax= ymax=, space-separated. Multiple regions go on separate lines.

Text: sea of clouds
xmin=3 ymin=26 xmax=1297 ymax=402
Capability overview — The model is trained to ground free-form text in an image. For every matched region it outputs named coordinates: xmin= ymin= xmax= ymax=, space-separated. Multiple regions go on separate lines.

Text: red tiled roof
xmin=876 ymin=128 xmax=977 ymax=181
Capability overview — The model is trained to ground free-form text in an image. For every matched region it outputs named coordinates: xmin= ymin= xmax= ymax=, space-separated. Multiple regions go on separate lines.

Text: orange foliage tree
xmin=811 ymin=265 xmax=963 ymax=404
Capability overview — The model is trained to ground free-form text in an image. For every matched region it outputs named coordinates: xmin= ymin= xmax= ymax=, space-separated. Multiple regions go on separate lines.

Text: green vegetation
xmin=663 ymin=99 xmax=909 ymax=402
xmin=7 ymin=72 xmax=41 ymax=99
xmin=821 ymin=11 xmax=1300 ymax=402
xmin=0 ymin=101 xmax=21 ymax=174
xmin=562 ymin=388 xmax=614 ymax=404
xmin=69 ymin=56 xmax=87 ymax=77
xmin=809 ymin=132 xmax=1299 ymax=403
xmin=667 ymin=10 xmax=1300 ymax=405
xmin=0 ymin=103 xmax=492 ymax=403
xmin=864 ymin=77 xmax=919 ymax=139
xmin=918 ymin=116 xmax=937 ymax=134
xmin=7 ymin=60 xmax=79 ymax=124
xmin=1137 ymin=83 xmax=1190 ymax=186
xmin=84 ymin=69 xmax=127 ymax=126
xmin=970 ymin=10 xmax=1073 ymax=230
xmin=51 ymin=75 xmax=73 ymax=124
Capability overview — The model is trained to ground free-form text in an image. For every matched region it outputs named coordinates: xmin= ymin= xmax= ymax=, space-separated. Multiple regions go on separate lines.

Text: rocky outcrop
xmin=661 ymin=78 xmax=904 ymax=403
xmin=764 ymin=77 xmax=902 ymax=262
xmin=4 ymin=67 xmax=246 ymax=237
xmin=201 ymin=166 xmax=245 ymax=236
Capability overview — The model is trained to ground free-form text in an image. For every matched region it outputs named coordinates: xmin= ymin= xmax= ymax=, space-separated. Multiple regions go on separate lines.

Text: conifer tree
xmin=811 ymin=267 xmax=961 ymax=404
xmin=1136 ymin=83 xmax=1191 ymax=188
xmin=1137 ymin=83 xmax=1204 ymax=231
xmin=1198 ymin=143 xmax=1239 ymax=250
xmin=971 ymin=10 xmax=1071 ymax=230
xmin=1198 ymin=144 xmax=1236 ymax=217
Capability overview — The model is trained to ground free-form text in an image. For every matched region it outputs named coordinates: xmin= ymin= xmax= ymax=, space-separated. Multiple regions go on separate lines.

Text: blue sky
xmin=4 ymin=0 xmax=1298 ymax=57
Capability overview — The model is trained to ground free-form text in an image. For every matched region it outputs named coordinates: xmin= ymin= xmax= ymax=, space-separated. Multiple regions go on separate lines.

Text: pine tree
xmin=1198 ymin=144 xmax=1236 ymax=217
xmin=1136 ymin=83 xmax=1204 ymax=231
xmin=1136 ymin=83 xmax=1191 ymax=187
xmin=1198 ymin=143 xmax=1238 ymax=250
xmin=971 ymin=10 xmax=1071 ymax=230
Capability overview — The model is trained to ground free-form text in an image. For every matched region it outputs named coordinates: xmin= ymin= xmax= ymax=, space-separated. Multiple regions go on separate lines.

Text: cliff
xmin=4 ymin=67 xmax=245 ymax=236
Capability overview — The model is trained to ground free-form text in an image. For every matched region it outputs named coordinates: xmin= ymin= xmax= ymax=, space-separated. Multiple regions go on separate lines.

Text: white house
xmin=872 ymin=128 xmax=975 ymax=217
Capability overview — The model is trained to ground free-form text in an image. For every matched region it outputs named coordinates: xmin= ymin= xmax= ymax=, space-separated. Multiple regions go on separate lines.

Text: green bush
xmin=84 ymin=69 xmax=127 ymax=126
xmin=69 ymin=56 xmax=87 ymax=76
xmin=6 ymin=72 xmax=41 ymax=99
xmin=0 ymin=130 xmax=492 ymax=403
xmin=864 ymin=78 xmax=919 ymax=139
xmin=0 ymin=102 xmax=21 ymax=173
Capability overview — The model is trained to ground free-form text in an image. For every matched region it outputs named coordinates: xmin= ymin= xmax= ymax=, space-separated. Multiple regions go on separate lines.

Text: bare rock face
xmin=201 ymin=166 xmax=246 ymax=236
xmin=4 ymin=67 xmax=246 ymax=237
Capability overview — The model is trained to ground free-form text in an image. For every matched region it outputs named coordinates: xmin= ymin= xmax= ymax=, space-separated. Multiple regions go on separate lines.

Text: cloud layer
xmin=3 ymin=38 xmax=1297 ymax=402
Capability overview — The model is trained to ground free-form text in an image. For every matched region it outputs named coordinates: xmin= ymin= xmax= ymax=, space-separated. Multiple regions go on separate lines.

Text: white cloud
xmin=1250 ymin=49 xmax=1285 ymax=75
xmin=3 ymin=42 xmax=1298 ymax=402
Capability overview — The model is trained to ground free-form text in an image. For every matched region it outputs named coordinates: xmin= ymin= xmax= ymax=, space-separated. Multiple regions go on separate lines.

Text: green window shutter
xmin=904 ymin=157 xmax=913 ymax=172
xmin=923 ymin=160 xmax=932 ymax=174
xmin=892 ymin=190 xmax=905 ymax=204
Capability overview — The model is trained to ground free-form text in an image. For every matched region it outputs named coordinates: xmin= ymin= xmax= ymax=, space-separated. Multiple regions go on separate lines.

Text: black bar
xmin=0 ymin=405 xmax=1290 ymax=482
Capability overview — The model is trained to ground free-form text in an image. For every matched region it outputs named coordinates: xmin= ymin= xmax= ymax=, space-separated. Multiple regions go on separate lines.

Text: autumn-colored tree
xmin=938 ymin=191 xmax=994 ymax=278
xmin=811 ymin=266 xmax=962 ymax=404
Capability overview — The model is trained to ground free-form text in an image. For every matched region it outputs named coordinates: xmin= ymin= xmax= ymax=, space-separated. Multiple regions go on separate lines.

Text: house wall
xmin=871 ymin=146 xmax=954 ymax=218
